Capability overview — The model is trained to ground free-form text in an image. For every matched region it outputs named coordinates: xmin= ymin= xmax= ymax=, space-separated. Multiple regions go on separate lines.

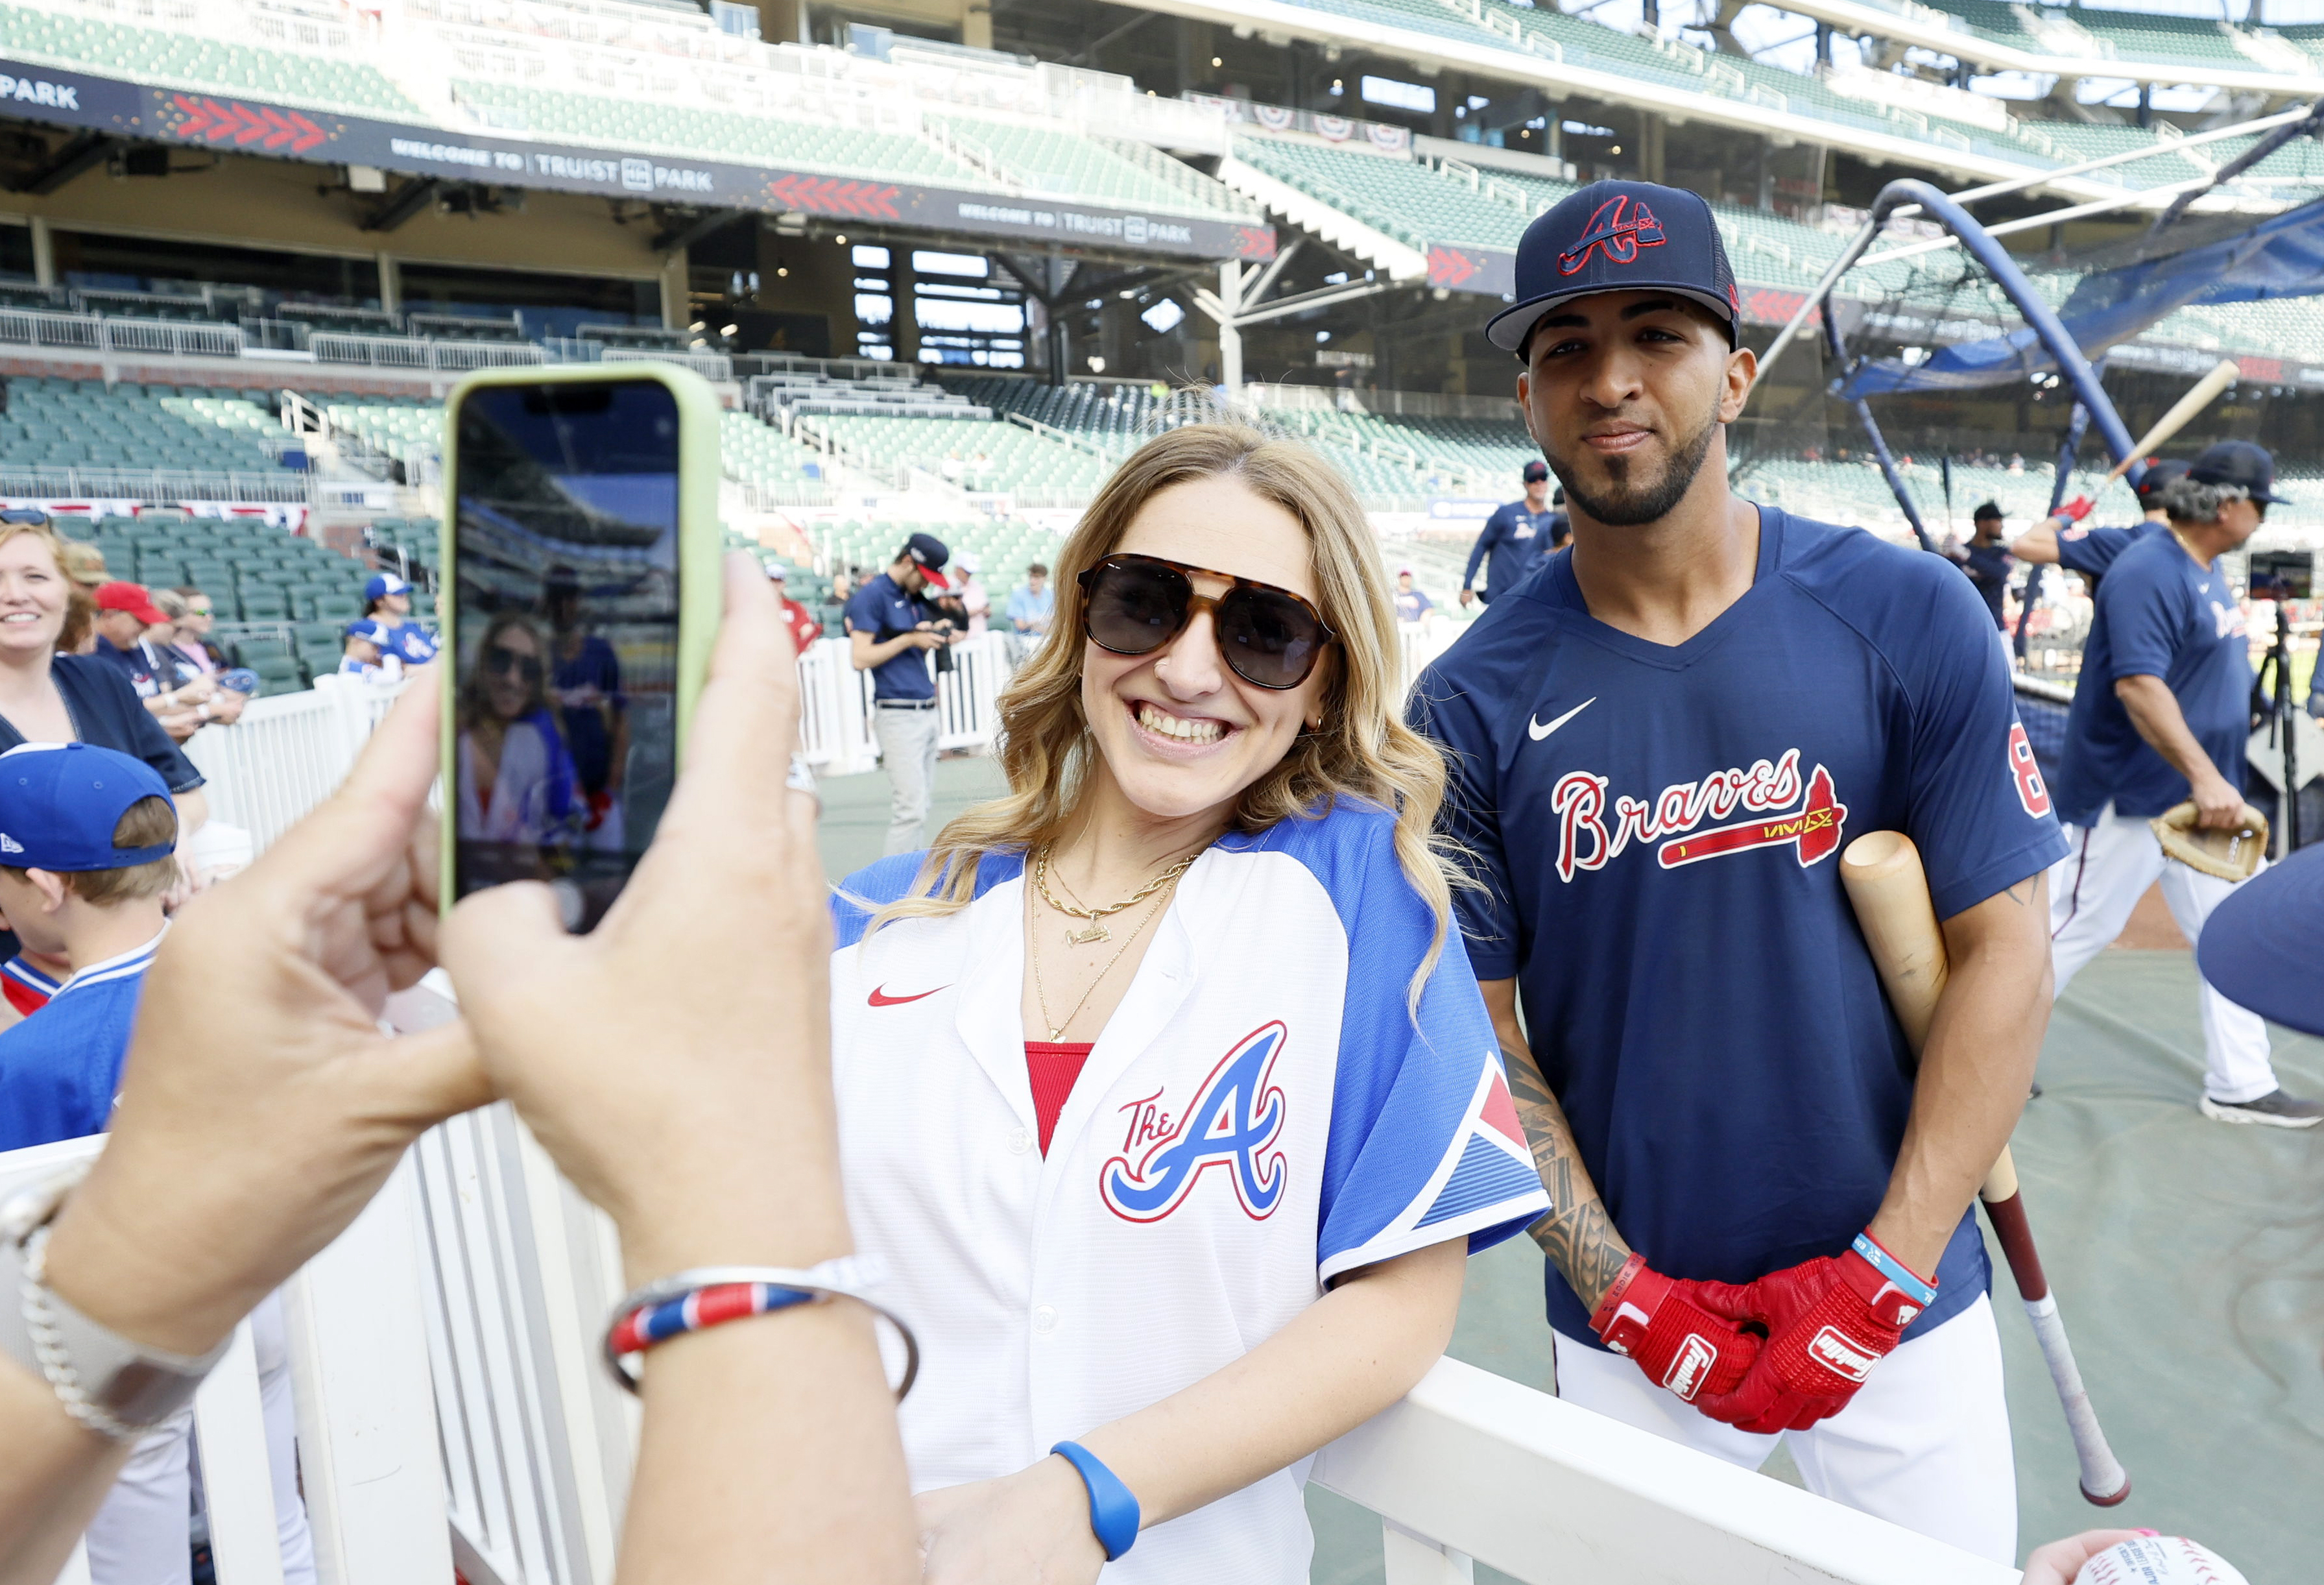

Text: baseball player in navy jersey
xmin=2010 ymin=459 xmax=2185 ymax=587
xmin=1460 ymin=460 xmax=1562 ymax=606
xmin=1945 ymin=501 xmax=2013 ymax=633
xmin=1409 ymin=180 xmax=2066 ymax=1560
xmin=2047 ymin=441 xmax=2319 ymax=1127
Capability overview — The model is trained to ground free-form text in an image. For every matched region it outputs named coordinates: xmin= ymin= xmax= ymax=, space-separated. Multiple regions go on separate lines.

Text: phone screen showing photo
xmin=451 ymin=379 xmax=680 ymax=932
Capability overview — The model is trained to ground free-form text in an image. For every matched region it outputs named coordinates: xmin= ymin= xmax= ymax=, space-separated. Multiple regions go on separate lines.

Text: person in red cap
xmin=763 ymin=560 xmax=824 ymax=657
xmin=91 ymin=583 xmax=213 ymax=740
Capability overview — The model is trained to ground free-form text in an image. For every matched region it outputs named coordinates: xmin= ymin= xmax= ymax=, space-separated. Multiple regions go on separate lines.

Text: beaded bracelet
xmin=599 ymin=1256 xmax=919 ymax=1400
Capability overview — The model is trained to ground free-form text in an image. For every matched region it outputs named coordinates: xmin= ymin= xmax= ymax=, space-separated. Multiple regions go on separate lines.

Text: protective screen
xmin=452 ymin=379 xmax=680 ymax=932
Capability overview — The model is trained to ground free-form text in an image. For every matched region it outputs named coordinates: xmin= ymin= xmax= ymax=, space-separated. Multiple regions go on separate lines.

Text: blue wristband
xmin=1050 ymin=1440 xmax=1140 ymax=1560
xmin=1851 ymin=1231 xmax=1938 ymax=1307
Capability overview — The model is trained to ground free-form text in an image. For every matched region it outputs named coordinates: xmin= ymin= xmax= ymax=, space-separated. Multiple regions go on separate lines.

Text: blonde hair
xmin=872 ymin=422 xmax=1463 ymax=1009
xmin=0 ymin=523 xmax=87 ymax=653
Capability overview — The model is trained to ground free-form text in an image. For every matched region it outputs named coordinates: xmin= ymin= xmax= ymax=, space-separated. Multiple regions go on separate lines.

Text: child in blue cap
xmin=0 ymin=741 xmax=176 ymax=1151
xmin=0 ymin=742 xmax=205 ymax=1585
xmin=339 ymin=618 xmax=399 ymax=681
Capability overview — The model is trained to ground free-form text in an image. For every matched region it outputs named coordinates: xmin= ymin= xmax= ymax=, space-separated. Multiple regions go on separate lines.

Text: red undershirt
xmin=1024 ymin=1041 xmax=1095 ymax=1155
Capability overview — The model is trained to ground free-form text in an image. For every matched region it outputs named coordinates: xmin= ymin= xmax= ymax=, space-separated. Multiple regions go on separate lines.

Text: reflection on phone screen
xmin=453 ymin=380 xmax=680 ymax=932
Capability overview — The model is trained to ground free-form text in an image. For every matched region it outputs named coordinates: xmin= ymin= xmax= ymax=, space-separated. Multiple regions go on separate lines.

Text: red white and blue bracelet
xmin=601 ymin=1257 xmax=919 ymax=1399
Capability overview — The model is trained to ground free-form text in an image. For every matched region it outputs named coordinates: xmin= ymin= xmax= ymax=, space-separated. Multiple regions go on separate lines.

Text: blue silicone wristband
xmin=1851 ymin=1231 xmax=1938 ymax=1306
xmin=1050 ymin=1440 xmax=1140 ymax=1561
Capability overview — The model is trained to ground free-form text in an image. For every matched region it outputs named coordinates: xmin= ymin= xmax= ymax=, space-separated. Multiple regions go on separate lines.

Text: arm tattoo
xmin=1501 ymin=1039 xmax=1635 ymax=1311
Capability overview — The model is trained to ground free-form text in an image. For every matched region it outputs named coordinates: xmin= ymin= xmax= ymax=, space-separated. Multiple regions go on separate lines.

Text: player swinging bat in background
xmin=1409 ymin=178 xmax=2068 ymax=1563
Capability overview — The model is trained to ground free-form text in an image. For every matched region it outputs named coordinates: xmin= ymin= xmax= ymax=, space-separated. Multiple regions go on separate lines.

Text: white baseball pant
xmin=2048 ymin=804 xmax=2279 ymax=1104
xmin=84 ymin=1407 xmax=193 ymax=1585
xmin=1553 ymin=1296 xmax=2016 ymax=1564
xmin=872 ymin=703 xmax=940 ymax=856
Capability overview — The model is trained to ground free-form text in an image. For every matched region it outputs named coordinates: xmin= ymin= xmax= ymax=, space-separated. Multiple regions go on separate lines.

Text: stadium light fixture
xmin=835 ymin=235 xmax=847 ymax=245
xmin=1211 ymin=55 xmax=1222 ymax=66
xmin=721 ymin=324 xmax=739 ymax=337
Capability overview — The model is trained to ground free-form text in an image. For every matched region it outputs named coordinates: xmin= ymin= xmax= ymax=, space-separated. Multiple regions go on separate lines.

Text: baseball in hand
xmin=2079 ymin=1536 xmax=2247 ymax=1585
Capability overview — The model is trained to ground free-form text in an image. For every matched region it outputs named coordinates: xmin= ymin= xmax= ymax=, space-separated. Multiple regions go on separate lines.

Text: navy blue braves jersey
xmin=2056 ymin=522 xmax=2161 ymax=581
xmin=0 ymin=931 xmax=161 ymax=1150
xmin=1464 ymin=503 xmax=1559 ymax=603
xmin=2052 ymin=529 xmax=2251 ymax=825
xmin=844 ymin=572 xmax=938 ymax=701
xmin=1959 ymin=542 xmax=2011 ymax=630
xmin=1409 ymin=508 xmax=2065 ymax=1348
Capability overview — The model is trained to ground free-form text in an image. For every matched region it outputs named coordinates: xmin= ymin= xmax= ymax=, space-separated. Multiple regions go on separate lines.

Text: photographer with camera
xmin=845 ymin=533 xmax=959 ymax=856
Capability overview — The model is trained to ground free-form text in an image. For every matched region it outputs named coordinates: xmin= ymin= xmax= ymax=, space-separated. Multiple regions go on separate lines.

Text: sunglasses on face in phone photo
xmin=1077 ymin=553 xmax=1335 ymax=690
xmin=486 ymin=646 xmax=544 ymax=684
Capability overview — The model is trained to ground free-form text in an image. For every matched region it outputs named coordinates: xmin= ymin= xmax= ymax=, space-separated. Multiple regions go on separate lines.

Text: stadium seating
xmin=449 ymin=80 xmax=987 ymax=186
xmin=930 ymin=116 xmax=1253 ymax=219
xmin=0 ymin=378 xmax=285 ymax=476
xmin=0 ymin=2 xmax=423 ymax=117
xmin=802 ymin=413 xmax=1111 ymax=500
xmin=722 ymin=411 xmax=832 ymax=504
xmin=2069 ymin=7 xmax=2252 ymax=68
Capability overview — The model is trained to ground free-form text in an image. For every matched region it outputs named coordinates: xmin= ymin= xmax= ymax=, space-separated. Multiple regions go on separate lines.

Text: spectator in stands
xmin=58 ymin=542 xmax=104 ymax=656
xmin=365 ymin=573 xmax=438 ymax=668
xmin=161 ymin=589 xmax=248 ymax=727
xmin=544 ymin=572 xmax=628 ymax=849
xmin=1393 ymin=566 xmax=1435 ymax=627
xmin=339 ymin=620 xmax=396 ymax=682
xmin=953 ymin=553 xmax=990 ymax=635
xmin=0 ymin=526 xmax=206 ymax=873
xmin=763 ymin=562 xmax=822 ymax=657
xmin=830 ymin=570 xmax=854 ymax=611
xmin=2 ymin=580 xmax=916 ymax=1582
xmin=845 ymin=533 xmax=955 ymax=856
xmin=456 ymin=612 xmax=584 ymax=856
xmin=1004 ymin=561 xmax=1053 ymax=664
xmin=835 ymin=425 xmax=1545 ymax=1579
xmin=91 ymin=584 xmax=182 ymax=701
xmin=1461 ymin=459 xmax=1558 ymax=607
xmin=146 ymin=591 xmax=242 ymax=735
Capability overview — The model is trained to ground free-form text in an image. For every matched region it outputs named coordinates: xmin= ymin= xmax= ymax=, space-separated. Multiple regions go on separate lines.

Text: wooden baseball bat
xmin=2100 ymin=357 xmax=2240 ymax=487
xmin=1839 ymin=830 xmax=2131 ymax=1507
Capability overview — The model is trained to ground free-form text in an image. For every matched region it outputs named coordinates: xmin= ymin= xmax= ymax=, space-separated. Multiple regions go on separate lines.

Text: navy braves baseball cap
xmin=2131 ymin=457 xmax=2189 ymax=503
xmin=2188 ymin=440 xmax=2285 ymax=505
xmin=1972 ymin=500 xmax=2004 ymax=522
xmin=0 ymin=743 xmax=174 ymax=871
xmin=1487 ymin=180 xmax=1741 ymax=357
xmin=1522 ymin=460 xmax=1551 ymax=483
xmin=2197 ymin=840 xmax=2324 ymax=1037
xmin=902 ymin=531 xmax=952 ymax=591
xmin=365 ymin=572 xmax=411 ymax=601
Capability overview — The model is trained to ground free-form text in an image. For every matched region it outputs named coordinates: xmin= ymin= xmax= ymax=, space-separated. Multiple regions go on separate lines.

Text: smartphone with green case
xmin=438 ymin=363 xmax=723 ymax=932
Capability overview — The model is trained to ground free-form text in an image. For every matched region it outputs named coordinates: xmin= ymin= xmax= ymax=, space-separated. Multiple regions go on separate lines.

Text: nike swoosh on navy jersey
xmin=868 ymin=984 xmax=948 ymax=1007
xmin=1528 ymin=697 xmax=1597 ymax=742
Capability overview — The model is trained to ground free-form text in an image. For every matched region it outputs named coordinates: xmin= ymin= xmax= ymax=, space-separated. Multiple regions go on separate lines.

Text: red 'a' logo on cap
xmin=1558 ymin=196 xmax=1666 ymax=276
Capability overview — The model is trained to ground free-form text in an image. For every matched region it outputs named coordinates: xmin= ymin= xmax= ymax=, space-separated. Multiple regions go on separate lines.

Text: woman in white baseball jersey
xmin=830 ymin=424 xmax=1547 ymax=1583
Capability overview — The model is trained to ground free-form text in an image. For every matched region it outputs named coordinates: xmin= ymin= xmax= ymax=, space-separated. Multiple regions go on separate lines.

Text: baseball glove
xmin=2149 ymin=801 xmax=2269 ymax=882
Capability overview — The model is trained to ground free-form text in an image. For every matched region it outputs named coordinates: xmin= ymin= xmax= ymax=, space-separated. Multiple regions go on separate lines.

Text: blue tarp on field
xmin=1841 ymin=198 xmax=2324 ymax=397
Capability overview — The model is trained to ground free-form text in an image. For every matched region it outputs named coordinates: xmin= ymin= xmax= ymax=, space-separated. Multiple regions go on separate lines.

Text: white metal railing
xmin=0 ymin=308 xmax=245 ymax=359
xmin=601 ymin=346 xmax=734 ymax=381
xmin=309 ymin=333 xmax=549 ymax=372
xmin=0 ymin=465 xmax=310 ymax=503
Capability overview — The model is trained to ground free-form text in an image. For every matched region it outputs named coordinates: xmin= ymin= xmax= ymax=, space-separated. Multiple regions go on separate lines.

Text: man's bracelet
xmin=600 ymin=1257 xmax=918 ymax=1399
xmin=1 ymin=1163 xmax=230 ymax=1441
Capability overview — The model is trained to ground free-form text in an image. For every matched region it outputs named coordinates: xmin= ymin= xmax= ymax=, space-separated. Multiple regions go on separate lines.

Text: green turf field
xmin=818 ymin=757 xmax=2323 ymax=1584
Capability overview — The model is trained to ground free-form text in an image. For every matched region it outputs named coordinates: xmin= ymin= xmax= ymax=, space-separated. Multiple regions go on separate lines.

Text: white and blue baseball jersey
xmin=1411 ymin=509 xmax=2066 ymax=1351
xmin=829 ymin=800 xmax=1546 ymax=1584
xmin=0 ymin=929 xmax=163 ymax=1151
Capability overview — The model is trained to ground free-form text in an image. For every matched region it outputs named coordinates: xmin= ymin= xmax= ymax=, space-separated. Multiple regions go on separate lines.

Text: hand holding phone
xmin=440 ymin=367 xmax=720 ymax=933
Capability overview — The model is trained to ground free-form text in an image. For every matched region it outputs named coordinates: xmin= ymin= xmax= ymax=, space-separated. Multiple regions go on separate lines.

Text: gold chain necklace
xmin=1031 ymin=887 xmax=1169 ymax=1041
xmin=1033 ymin=847 xmax=1200 ymax=947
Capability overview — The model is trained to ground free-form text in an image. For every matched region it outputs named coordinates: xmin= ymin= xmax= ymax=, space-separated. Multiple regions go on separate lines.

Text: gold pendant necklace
xmin=1033 ymin=847 xmax=1199 ymax=948
xmin=1031 ymin=887 xmax=1169 ymax=1041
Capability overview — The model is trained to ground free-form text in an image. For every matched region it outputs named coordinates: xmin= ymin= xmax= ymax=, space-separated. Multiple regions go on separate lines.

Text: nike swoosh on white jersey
xmin=1528 ymin=697 xmax=1598 ymax=741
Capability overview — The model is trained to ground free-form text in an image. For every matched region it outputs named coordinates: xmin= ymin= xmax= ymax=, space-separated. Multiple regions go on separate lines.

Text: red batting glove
xmin=1588 ymin=1253 xmax=1760 ymax=1404
xmin=1688 ymin=1233 xmax=1935 ymax=1434
xmin=2052 ymin=495 xmax=2094 ymax=524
